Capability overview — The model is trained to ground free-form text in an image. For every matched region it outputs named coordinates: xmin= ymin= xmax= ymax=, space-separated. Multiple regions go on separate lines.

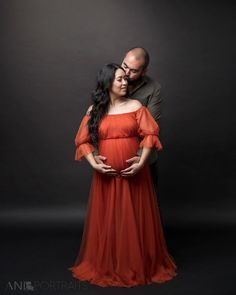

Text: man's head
xmin=121 ymin=47 xmax=149 ymax=83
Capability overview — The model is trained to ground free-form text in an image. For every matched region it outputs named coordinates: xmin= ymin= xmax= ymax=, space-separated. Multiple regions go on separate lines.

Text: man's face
xmin=121 ymin=53 xmax=146 ymax=83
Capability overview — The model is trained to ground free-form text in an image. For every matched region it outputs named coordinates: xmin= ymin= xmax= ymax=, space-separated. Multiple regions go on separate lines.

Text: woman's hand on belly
xmin=120 ymin=162 xmax=144 ymax=177
xmin=126 ymin=156 xmax=141 ymax=165
xmin=93 ymin=163 xmax=118 ymax=176
xmin=94 ymin=154 xmax=107 ymax=164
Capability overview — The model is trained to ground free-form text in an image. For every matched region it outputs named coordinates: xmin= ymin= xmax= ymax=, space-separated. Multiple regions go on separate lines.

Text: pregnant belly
xmin=98 ymin=137 xmax=140 ymax=172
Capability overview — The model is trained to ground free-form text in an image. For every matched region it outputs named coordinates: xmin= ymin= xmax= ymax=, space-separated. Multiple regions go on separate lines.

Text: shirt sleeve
xmin=74 ymin=114 xmax=95 ymax=161
xmin=146 ymin=84 xmax=162 ymax=123
xmin=135 ymin=106 xmax=163 ymax=151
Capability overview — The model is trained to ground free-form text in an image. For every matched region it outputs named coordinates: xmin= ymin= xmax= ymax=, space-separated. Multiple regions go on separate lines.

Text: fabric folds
xmin=69 ymin=106 xmax=177 ymax=287
xmin=74 ymin=115 xmax=95 ymax=161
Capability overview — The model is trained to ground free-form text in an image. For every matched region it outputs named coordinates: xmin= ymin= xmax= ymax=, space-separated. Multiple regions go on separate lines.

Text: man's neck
xmin=128 ymin=76 xmax=147 ymax=94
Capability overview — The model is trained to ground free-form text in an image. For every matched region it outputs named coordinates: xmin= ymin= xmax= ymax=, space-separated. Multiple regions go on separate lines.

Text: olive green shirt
xmin=128 ymin=75 xmax=163 ymax=164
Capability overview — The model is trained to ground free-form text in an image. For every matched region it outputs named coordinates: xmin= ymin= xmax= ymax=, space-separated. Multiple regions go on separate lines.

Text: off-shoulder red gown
xmin=68 ymin=106 xmax=177 ymax=287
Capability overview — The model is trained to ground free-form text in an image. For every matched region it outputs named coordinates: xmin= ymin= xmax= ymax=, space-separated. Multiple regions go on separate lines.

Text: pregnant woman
xmin=68 ymin=63 xmax=177 ymax=287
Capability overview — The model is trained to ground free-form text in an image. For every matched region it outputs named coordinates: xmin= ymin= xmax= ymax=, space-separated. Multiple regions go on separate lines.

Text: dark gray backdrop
xmin=0 ymin=0 xmax=235 ymax=229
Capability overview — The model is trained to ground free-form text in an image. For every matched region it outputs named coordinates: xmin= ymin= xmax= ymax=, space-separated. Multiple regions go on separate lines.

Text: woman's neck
xmin=109 ymin=93 xmax=125 ymax=107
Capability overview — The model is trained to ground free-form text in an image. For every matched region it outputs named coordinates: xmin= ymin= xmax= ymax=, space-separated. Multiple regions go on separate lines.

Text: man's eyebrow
xmin=123 ymin=62 xmax=138 ymax=71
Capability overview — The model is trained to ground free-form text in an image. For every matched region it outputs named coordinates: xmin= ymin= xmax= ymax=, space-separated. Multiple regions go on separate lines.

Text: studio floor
xmin=0 ymin=225 xmax=235 ymax=295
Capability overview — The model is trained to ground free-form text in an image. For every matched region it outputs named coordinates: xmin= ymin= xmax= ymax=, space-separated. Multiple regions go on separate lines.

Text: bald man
xmin=121 ymin=47 xmax=162 ymax=195
xmin=121 ymin=47 xmax=162 ymax=123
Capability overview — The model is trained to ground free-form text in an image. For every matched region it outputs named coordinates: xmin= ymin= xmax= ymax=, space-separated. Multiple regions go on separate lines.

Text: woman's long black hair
xmin=87 ymin=63 xmax=125 ymax=149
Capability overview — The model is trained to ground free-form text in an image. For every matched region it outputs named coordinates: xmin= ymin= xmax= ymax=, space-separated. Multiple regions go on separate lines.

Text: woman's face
xmin=110 ymin=68 xmax=128 ymax=97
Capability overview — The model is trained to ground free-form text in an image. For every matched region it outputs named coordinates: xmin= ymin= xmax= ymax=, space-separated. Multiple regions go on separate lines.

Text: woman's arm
xmin=120 ymin=147 xmax=152 ymax=177
xmin=138 ymin=147 xmax=152 ymax=167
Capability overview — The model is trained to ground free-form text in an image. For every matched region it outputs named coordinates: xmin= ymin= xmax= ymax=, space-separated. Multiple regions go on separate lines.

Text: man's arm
xmin=146 ymin=84 xmax=162 ymax=123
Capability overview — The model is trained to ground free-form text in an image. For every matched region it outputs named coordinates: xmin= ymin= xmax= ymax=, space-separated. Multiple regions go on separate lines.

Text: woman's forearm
xmin=84 ymin=152 xmax=97 ymax=168
xmin=139 ymin=147 xmax=152 ymax=166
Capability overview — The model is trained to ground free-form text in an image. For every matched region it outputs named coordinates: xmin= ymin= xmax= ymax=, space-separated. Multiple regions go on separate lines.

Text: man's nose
xmin=125 ymin=68 xmax=130 ymax=76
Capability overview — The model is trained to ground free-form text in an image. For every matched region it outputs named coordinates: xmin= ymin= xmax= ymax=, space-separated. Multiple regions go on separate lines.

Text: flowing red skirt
xmin=68 ymin=137 xmax=177 ymax=287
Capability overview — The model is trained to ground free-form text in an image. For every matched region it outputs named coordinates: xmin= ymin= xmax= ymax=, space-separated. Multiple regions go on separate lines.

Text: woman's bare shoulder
xmin=126 ymin=98 xmax=142 ymax=111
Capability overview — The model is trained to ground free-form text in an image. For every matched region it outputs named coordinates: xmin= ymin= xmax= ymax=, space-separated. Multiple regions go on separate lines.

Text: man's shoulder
xmin=144 ymin=75 xmax=161 ymax=90
xmin=130 ymin=75 xmax=162 ymax=103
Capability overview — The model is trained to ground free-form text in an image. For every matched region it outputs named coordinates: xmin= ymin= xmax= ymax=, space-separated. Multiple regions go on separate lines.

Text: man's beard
xmin=127 ymin=75 xmax=143 ymax=86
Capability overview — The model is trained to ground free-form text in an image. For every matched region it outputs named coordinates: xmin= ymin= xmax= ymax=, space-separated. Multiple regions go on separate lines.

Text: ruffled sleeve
xmin=74 ymin=114 xmax=95 ymax=161
xmin=136 ymin=106 xmax=163 ymax=151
